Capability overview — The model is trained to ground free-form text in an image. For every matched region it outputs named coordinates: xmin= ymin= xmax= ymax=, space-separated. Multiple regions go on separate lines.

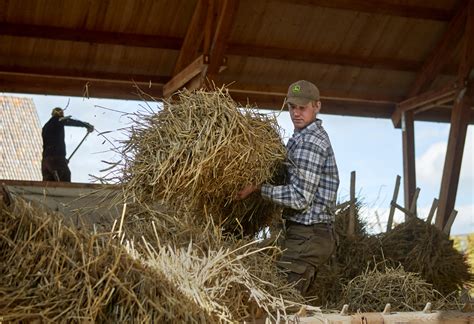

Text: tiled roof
xmin=0 ymin=96 xmax=42 ymax=180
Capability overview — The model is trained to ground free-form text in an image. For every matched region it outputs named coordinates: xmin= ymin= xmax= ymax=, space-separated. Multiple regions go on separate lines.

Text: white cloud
xmin=416 ymin=141 xmax=447 ymax=185
xmin=416 ymin=129 xmax=473 ymax=188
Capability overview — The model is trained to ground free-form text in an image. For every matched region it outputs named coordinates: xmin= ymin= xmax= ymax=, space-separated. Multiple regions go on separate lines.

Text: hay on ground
xmin=340 ymin=264 xmax=462 ymax=312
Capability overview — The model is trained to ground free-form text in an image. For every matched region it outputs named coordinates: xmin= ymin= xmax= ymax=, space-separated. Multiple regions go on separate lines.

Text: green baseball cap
xmin=285 ymin=80 xmax=320 ymax=106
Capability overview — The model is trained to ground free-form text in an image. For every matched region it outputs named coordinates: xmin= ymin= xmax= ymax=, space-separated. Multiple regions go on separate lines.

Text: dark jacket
xmin=42 ymin=116 xmax=89 ymax=157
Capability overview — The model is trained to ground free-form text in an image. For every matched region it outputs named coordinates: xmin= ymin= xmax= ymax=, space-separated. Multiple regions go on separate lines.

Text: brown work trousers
xmin=278 ymin=221 xmax=336 ymax=296
xmin=41 ymin=156 xmax=71 ymax=182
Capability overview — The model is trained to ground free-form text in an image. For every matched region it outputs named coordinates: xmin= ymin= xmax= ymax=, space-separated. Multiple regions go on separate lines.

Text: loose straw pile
xmin=340 ymin=264 xmax=462 ymax=312
xmin=1 ymin=197 xmax=303 ymax=322
xmin=114 ymin=87 xmax=286 ymax=235
xmin=0 ymin=198 xmax=215 ymax=323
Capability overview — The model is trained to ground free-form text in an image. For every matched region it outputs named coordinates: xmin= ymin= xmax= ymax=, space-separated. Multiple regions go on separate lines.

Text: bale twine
xmin=380 ymin=217 xmax=472 ymax=295
xmin=340 ymin=264 xmax=462 ymax=312
xmin=115 ymin=88 xmax=286 ymax=235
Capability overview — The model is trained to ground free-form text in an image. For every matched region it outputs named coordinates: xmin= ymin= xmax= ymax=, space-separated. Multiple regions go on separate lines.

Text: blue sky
xmin=4 ymin=92 xmax=473 ymax=235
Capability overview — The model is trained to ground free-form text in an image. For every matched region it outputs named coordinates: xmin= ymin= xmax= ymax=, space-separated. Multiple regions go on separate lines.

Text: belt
xmin=286 ymin=220 xmax=333 ymax=229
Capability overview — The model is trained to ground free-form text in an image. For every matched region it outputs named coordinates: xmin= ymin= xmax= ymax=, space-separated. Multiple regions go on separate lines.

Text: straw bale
xmin=340 ymin=264 xmax=462 ymax=312
xmin=0 ymin=198 xmax=216 ymax=323
xmin=112 ymin=88 xmax=286 ymax=235
xmin=380 ymin=218 xmax=473 ymax=295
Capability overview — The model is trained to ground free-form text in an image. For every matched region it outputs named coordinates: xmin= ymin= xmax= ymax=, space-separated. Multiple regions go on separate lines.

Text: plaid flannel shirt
xmin=261 ymin=119 xmax=339 ymax=225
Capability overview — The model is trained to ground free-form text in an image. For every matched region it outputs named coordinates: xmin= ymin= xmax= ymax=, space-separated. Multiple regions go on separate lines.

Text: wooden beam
xmin=206 ymin=0 xmax=239 ymax=76
xmin=391 ymin=0 xmax=468 ymax=128
xmin=227 ymin=43 xmax=422 ymax=72
xmin=172 ymin=0 xmax=208 ymax=76
xmin=0 ymin=22 xmax=182 ymax=50
xmin=0 ymin=73 xmax=164 ymax=100
xmin=435 ymin=86 xmax=472 ymax=230
xmin=272 ymin=0 xmax=453 ymax=21
xmin=392 ymin=82 xmax=459 ymax=124
xmin=402 ymin=111 xmax=416 ymax=210
xmin=436 ymin=1 xmax=474 ymax=231
xmin=0 ymin=65 xmax=169 ymax=85
xmin=1 ymin=22 xmax=459 ymax=74
xmin=163 ymin=55 xmax=209 ymax=97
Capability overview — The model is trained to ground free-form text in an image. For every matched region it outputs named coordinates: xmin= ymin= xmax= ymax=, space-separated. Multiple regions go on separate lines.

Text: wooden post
xmin=426 ymin=198 xmax=439 ymax=224
xmin=402 ymin=111 xmax=416 ymax=220
xmin=348 ymin=171 xmax=356 ymax=236
xmin=436 ymin=0 xmax=474 ymax=231
xmin=443 ymin=209 xmax=458 ymax=235
xmin=386 ymin=175 xmax=401 ymax=232
xmin=409 ymin=187 xmax=420 ymax=217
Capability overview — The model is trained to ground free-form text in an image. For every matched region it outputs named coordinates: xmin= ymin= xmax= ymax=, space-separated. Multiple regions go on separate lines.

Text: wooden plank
xmin=226 ymin=83 xmax=401 ymax=104
xmin=273 ymin=0 xmax=453 ymax=21
xmin=0 ymin=22 xmax=182 ymax=50
xmin=426 ymin=198 xmax=439 ymax=224
xmin=408 ymin=187 xmax=420 ymax=220
xmin=391 ymin=201 xmax=415 ymax=218
xmin=227 ymin=43 xmax=423 ymax=72
xmin=402 ymin=111 xmax=416 ymax=211
xmin=206 ymin=0 xmax=239 ymax=76
xmin=348 ymin=171 xmax=356 ymax=236
xmin=163 ymin=55 xmax=208 ymax=98
xmin=386 ymin=175 xmax=401 ymax=232
xmin=436 ymin=84 xmax=473 ymax=230
xmin=0 ymin=65 xmax=169 ymax=85
xmin=443 ymin=209 xmax=458 ymax=235
xmin=0 ymin=73 xmax=164 ymax=100
xmin=172 ymin=0 xmax=208 ymax=76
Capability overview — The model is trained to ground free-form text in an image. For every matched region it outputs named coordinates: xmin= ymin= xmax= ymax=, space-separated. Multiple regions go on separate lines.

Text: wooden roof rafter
xmin=273 ymin=0 xmax=454 ymax=21
xmin=391 ymin=0 xmax=469 ymax=127
xmin=162 ymin=0 xmax=239 ymax=96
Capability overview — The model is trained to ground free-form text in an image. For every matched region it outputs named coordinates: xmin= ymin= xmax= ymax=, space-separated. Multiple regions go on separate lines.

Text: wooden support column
xmin=393 ymin=1 xmax=469 ymax=214
xmin=436 ymin=0 xmax=474 ymax=231
xmin=402 ymin=110 xmax=416 ymax=212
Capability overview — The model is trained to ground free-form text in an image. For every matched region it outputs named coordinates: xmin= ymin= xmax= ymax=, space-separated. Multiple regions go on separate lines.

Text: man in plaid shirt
xmin=237 ymin=80 xmax=339 ymax=296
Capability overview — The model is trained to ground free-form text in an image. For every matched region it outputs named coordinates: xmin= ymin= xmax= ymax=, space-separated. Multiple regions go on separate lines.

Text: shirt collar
xmin=293 ymin=119 xmax=322 ymax=137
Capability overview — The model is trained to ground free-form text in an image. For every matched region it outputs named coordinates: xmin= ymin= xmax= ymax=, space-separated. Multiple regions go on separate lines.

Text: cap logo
xmin=291 ymin=85 xmax=301 ymax=93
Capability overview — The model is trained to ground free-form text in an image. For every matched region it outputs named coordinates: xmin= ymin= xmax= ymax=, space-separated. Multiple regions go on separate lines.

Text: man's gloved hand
xmin=85 ymin=123 xmax=94 ymax=133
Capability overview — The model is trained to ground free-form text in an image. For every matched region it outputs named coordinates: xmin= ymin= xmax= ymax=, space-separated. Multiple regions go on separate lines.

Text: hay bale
xmin=340 ymin=264 xmax=461 ymax=312
xmin=380 ymin=218 xmax=472 ymax=295
xmin=116 ymin=88 xmax=286 ymax=235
